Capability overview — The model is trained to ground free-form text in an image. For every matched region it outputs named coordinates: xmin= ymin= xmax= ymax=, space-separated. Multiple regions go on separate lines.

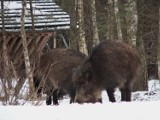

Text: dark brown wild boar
xmin=72 ymin=40 xmax=141 ymax=103
xmin=38 ymin=48 xmax=86 ymax=105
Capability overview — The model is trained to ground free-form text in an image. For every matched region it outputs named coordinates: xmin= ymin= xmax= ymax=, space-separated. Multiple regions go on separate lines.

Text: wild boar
xmin=72 ymin=40 xmax=141 ymax=103
xmin=38 ymin=48 xmax=86 ymax=105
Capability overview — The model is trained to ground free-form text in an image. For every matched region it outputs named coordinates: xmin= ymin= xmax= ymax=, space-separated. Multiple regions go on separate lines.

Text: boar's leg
xmin=120 ymin=88 xmax=131 ymax=101
xmin=69 ymin=88 xmax=76 ymax=104
xmin=120 ymin=81 xmax=132 ymax=101
xmin=33 ymin=77 xmax=42 ymax=98
xmin=106 ymin=89 xmax=116 ymax=102
xmin=52 ymin=89 xmax=59 ymax=105
xmin=57 ymin=89 xmax=66 ymax=99
xmin=46 ymin=89 xmax=59 ymax=105
xmin=46 ymin=89 xmax=54 ymax=105
xmin=46 ymin=95 xmax=52 ymax=105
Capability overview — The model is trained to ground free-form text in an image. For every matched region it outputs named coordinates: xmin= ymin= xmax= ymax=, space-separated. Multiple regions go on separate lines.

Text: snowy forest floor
xmin=0 ymin=80 xmax=160 ymax=120
xmin=11 ymin=79 xmax=160 ymax=105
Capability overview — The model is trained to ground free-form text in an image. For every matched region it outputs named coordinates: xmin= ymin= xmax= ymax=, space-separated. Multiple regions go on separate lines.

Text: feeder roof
xmin=0 ymin=0 xmax=70 ymax=33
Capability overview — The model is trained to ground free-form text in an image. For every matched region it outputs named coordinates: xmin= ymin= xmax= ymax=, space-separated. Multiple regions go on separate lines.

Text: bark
xmin=134 ymin=0 xmax=160 ymax=91
xmin=136 ymin=0 xmax=159 ymax=80
xmin=91 ymin=0 xmax=99 ymax=47
xmin=55 ymin=0 xmax=78 ymax=50
xmin=1 ymin=0 xmax=12 ymax=103
xmin=83 ymin=0 xmax=93 ymax=53
xmin=77 ymin=0 xmax=88 ymax=55
xmin=107 ymin=0 xmax=119 ymax=40
xmin=134 ymin=27 xmax=148 ymax=91
xmin=117 ymin=0 xmax=130 ymax=43
xmin=67 ymin=0 xmax=78 ymax=50
xmin=53 ymin=32 xmax=57 ymax=48
xmin=95 ymin=0 xmax=108 ymax=40
xmin=21 ymin=0 xmax=35 ymax=96
xmin=29 ymin=0 xmax=38 ymax=64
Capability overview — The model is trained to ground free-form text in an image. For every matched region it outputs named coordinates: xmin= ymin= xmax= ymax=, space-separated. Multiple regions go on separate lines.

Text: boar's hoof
xmin=46 ymin=96 xmax=52 ymax=105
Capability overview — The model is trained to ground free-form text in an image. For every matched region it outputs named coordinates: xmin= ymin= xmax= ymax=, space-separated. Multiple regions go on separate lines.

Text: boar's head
xmin=72 ymin=59 xmax=102 ymax=104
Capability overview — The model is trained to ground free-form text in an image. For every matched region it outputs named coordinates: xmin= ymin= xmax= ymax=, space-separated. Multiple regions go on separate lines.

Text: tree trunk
xmin=21 ymin=0 xmax=35 ymax=97
xmin=55 ymin=0 xmax=78 ymax=50
xmin=1 ymin=0 xmax=12 ymax=103
xmin=95 ymin=0 xmax=108 ymax=41
xmin=134 ymin=0 xmax=160 ymax=91
xmin=135 ymin=25 xmax=148 ymax=91
xmin=91 ymin=0 xmax=99 ymax=47
xmin=83 ymin=0 xmax=93 ymax=53
xmin=77 ymin=0 xmax=88 ymax=55
xmin=136 ymin=0 xmax=159 ymax=80
xmin=67 ymin=0 xmax=78 ymax=50
xmin=53 ymin=32 xmax=57 ymax=48
xmin=107 ymin=0 xmax=119 ymax=40
xmin=117 ymin=0 xmax=130 ymax=43
xmin=29 ymin=0 xmax=38 ymax=64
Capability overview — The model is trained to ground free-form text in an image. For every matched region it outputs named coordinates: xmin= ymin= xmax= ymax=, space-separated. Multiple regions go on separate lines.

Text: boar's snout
xmin=75 ymin=99 xmax=102 ymax=104
xmin=75 ymin=96 xmax=102 ymax=104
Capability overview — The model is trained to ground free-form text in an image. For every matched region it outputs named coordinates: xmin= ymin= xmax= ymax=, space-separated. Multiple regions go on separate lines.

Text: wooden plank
xmin=0 ymin=13 xmax=69 ymax=18
xmin=0 ymin=19 xmax=17 ymax=21
xmin=0 ymin=9 xmax=63 ymax=13
xmin=27 ymin=1 xmax=55 ymax=5
xmin=12 ymin=37 xmax=22 ymax=56
xmin=2 ymin=27 xmax=70 ymax=33
xmin=8 ymin=35 xmax=19 ymax=52
xmin=0 ymin=22 xmax=70 ymax=29
xmin=6 ymin=35 xmax=12 ymax=44
xmin=36 ymin=4 xmax=57 ymax=6
xmin=27 ymin=35 xmax=34 ymax=46
xmin=37 ymin=33 xmax=51 ymax=52
xmin=28 ymin=36 xmax=35 ymax=57
xmin=0 ymin=20 xmax=70 ymax=26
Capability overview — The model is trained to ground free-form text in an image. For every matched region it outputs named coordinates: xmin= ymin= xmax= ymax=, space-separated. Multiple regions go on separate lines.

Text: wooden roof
xmin=0 ymin=0 xmax=70 ymax=33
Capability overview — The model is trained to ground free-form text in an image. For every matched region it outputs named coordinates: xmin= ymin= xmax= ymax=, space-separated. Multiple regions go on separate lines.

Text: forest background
xmin=0 ymin=0 xmax=160 ymax=104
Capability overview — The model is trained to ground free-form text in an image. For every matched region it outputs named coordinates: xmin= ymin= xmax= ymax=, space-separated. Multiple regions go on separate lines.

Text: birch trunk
xmin=91 ymin=0 xmax=99 ymax=47
xmin=77 ymin=0 xmax=88 ymax=55
xmin=21 ymin=0 xmax=35 ymax=96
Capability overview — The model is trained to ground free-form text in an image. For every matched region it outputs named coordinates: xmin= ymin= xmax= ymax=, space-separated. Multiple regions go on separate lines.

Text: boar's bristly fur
xmin=73 ymin=40 xmax=141 ymax=104
xmin=37 ymin=48 xmax=86 ymax=105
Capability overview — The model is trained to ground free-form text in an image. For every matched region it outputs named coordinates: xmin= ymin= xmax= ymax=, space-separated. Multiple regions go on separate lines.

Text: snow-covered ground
xmin=0 ymin=80 xmax=160 ymax=120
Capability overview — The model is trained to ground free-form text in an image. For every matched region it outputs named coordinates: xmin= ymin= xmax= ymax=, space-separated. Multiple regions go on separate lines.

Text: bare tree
xmin=21 ymin=0 xmax=35 ymax=97
xmin=83 ymin=0 xmax=93 ymax=53
xmin=117 ymin=0 xmax=131 ymax=43
xmin=1 ymin=0 xmax=12 ymax=103
xmin=95 ymin=0 xmax=108 ymax=41
xmin=134 ymin=0 xmax=160 ymax=91
xmin=91 ymin=0 xmax=99 ymax=47
xmin=107 ymin=0 xmax=119 ymax=40
xmin=137 ymin=0 xmax=159 ymax=80
xmin=77 ymin=0 xmax=88 ymax=55
xmin=67 ymin=0 xmax=78 ymax=50
xmin=29 ymin=0 xmax=37 ymax=61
